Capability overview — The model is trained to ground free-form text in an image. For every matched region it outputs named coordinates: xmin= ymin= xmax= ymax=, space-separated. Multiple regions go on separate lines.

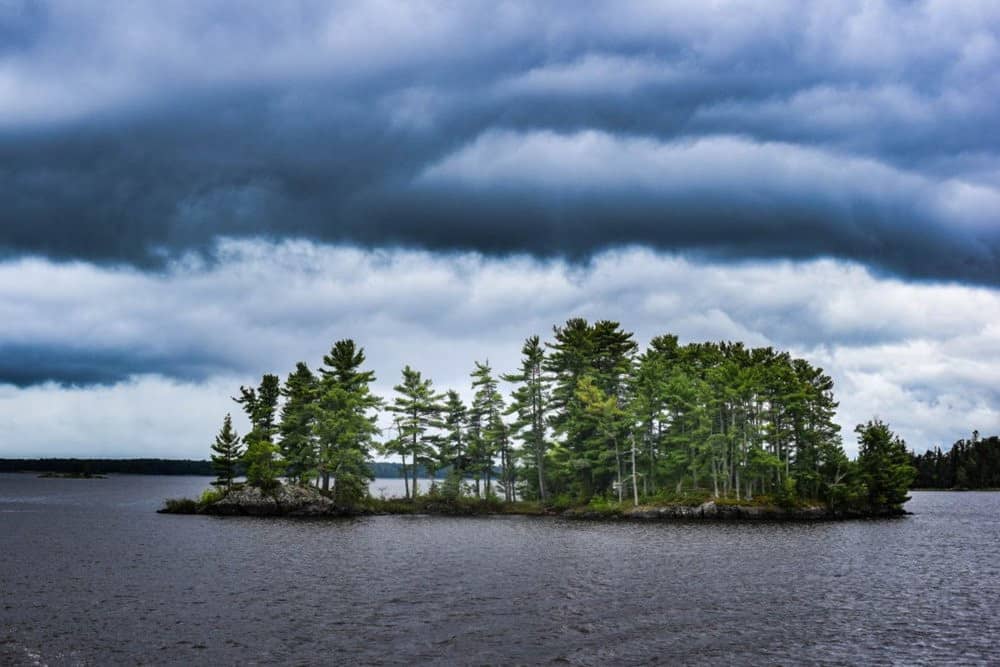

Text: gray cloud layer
xmin=2 ymin=1 xmax=999 ymax=282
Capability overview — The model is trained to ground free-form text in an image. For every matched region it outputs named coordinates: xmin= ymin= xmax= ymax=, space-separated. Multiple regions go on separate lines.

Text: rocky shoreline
xmin=566 ymin=500 xmax=907 ymax=521
xmin=159 ymin=484 xmax=906 ymax=521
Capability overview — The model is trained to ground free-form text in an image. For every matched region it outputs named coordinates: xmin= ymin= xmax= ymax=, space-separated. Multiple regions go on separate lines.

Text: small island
xmin=38 ymin=471 xmax=106 ymax=479
xmin=161 ymin=319 xmax=916 ymax=521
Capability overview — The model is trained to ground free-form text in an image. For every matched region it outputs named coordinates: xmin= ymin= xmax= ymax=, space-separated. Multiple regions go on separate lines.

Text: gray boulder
xmin=205 ymin=484 xmax=339 ymax=517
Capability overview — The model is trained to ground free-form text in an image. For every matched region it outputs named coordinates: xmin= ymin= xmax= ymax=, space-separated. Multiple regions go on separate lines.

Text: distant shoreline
xmin=0 ymin=459 xmax=422 ymax=478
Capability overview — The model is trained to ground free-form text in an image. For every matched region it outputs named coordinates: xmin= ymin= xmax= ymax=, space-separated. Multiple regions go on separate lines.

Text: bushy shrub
xmin=199 ymin=488 xmax=224 ymax=505
xmin=547 ymin=494 xmax=577 ymax=511
xmin=585 ymin=496 xmax=623 ymax=515
xmin=162 ymin=497 xmax=198 ymax=514
xmin=773 ymin=477 xmax=799 ymax=508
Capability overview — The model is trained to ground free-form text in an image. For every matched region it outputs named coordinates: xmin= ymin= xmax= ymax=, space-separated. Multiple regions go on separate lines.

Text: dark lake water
xmin=2 ymin=474 xmax=999 ymax=666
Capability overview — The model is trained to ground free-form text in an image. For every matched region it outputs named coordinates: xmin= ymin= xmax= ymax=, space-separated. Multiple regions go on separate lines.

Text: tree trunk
xmin=615 ymin=437 xmax=623 ymax=503
xmin=402 ymin=454 xmax=410 ymax=500
xmin=500 ymin=448 xmax=509 ymax=502
xmin=630 ymin=433 xmax=639 ymax=507
xmin=712 ymin=457 xmax=719 ymax=498
xmin=535 ymin=438 xmax=547 ymax=502
xmin=411 ymin=432 xmax=420 ymax=498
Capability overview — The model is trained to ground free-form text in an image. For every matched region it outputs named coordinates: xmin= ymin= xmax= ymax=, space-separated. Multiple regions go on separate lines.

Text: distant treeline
xmin=0 ymin=458 xmax=434 ymax=479
xmin=911 ymin=434 xmax=1000 ymax=489
xmin=370 ymin=461 xmax=447 ymax=479
xmin=0 ymin=458 xmax=215 ymax=475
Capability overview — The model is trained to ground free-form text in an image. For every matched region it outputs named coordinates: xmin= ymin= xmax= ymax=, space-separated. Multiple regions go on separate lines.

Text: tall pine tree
xmin=314 ymin=339 xmax=382 ymax=502
xmin=503 ymin=336 xmax=549 ymax=501
xmin=210 ymin=413 xmax=242 ymax=491
xmin=386 ymin=366 xmax=445 ymax=498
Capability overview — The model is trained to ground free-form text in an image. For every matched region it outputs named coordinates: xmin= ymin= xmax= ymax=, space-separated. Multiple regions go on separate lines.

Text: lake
xmin=2 ymin=474 xmax=998 ymax=665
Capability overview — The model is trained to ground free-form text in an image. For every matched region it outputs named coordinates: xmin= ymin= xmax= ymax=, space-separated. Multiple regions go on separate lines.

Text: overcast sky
xmin=2 ymin=0 xmax=998 ymax=458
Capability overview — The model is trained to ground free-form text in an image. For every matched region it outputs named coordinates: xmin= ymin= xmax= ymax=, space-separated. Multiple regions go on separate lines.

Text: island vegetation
xmin=162 ymin=318 xmax=916 ymax=520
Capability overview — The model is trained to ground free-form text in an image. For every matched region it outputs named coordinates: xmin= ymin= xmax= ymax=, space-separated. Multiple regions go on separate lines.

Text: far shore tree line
xmin=209 ymin=319 xmax=916 ymax=512
xmin=911 ymin=433 xmax=1000 ymax=490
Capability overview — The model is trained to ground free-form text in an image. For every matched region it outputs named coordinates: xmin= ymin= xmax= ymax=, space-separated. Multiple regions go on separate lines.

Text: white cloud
xmin=418 ymin=129 xmax=944 ymax=205
xmin=1 ymin=241 xmax=998 ymax=458
xmin=495 ymin=53 xmax=684 ymax=97
xmin=0 ymin=376 xmax=241 ymax=459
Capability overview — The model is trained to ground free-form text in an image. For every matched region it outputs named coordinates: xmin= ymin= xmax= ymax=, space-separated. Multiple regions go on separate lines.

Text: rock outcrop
xmin=564 ymin=501 xmax=870 ymax=521
xmin=202 ymin=484 xmax=350 ymax=517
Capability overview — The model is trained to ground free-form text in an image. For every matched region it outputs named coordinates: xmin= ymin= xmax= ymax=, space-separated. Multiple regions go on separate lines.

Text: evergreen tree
xmin=544 ymin=319 xmax=635 ymax=500
xmin=234 ymin=374 xmax=281 ymax=438
xmin=628 ymin=344 xmax=670 ymax=497
xmin=386 ymin=366 xmax=445 ymax=498
xmin=235 ymin=374 xmax=284 ymax=490
xmin=210 ymin=413 xmax=242 ymax=491
xmin=856 ymin=419 xmax=916 ymax=513
xmin=469 ymin=361 xmax=506 ymax=499
xmin=314 ymin=339 xmax=382 ymax=502
xmin=910 ymin=434 xmax=1000 ymax=490
xmin=503 ymin=336 xmax=549 ymax=501
xmin=439 ymin=390 xmax=469 ymax=498
xmin=204 ymin=323 xmax=918 ymax=514
xmin=576 ymin=375 xmax=627 ymax=502
xmin=243 ymin=438 xmax=284 ymax=491
xmin=278 ymin=362 xmax=319 ymax=484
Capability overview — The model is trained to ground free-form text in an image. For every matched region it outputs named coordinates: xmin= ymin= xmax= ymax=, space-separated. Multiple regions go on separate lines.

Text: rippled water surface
xmin=2 ymin=474 xmax=999 ymax=665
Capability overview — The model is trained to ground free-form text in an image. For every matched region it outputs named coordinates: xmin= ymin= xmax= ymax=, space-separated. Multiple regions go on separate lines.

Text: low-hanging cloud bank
xmin=1 ymin=1 xmax=999 ymax=283
xmin=1 ymin=240 xmax=997 ymax=457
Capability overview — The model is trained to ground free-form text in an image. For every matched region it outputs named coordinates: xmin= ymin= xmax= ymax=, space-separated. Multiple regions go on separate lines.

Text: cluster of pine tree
xmin=209 ymin=318 xmax=915 ymax=512
xmin=911 ymin=433 xmax=1000 ymax=489
xmin=210 ymin=340 xmax=380 ymax=504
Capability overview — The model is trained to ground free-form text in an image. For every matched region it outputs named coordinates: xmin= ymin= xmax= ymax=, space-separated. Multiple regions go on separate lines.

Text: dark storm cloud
xmin=1 ymin=1 xmax=999 ymax=282
xmin=0 ymin=343 xmax=230 ymax=387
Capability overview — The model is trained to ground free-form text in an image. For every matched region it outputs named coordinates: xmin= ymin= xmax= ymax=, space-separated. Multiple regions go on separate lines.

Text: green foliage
xmin=585 ymin=496 xmax=623 ymax=515
xmin=162 ymin=497 xmax=199 ymax=514
xmin=278 ymin=362 xmax=319 ymax=484
xmin=773 ymin=477 xmax=799 ymax=508
xmin=503 ymin=335 xmax=550 ymax=501
xmin=201 ymin=320 xmax=917 ymax=516
xmin=545 ymin=319 xmax=636 ymax=501
xmin=314 ymin=339 xmax=381 ymax=501
xmin=234 ymin=374 xmax=281 ymax=436
xmin=547 ymin=493 xmax=579 ymax=511
xmin=199 ymin=487 xmax=224 ymax=505
xmin=856 ymin=419 xmax=917 ymax=512
xmin=440 ymin=466 xmax=463 ymax=500
xmin=439 ymin=390 xmax=468 ymax=480
xmin=468 ymin=360 xmax=509 ymax=499
xmin=911 ymin=433 xmax=1000 ymax=489
xmin=210 ymin=413 xmax=242 ymax=490
xmin=386 ymin=365 xmax=446 ymax=498
xmin=243 ymin=438 xmax=284 ymax=490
